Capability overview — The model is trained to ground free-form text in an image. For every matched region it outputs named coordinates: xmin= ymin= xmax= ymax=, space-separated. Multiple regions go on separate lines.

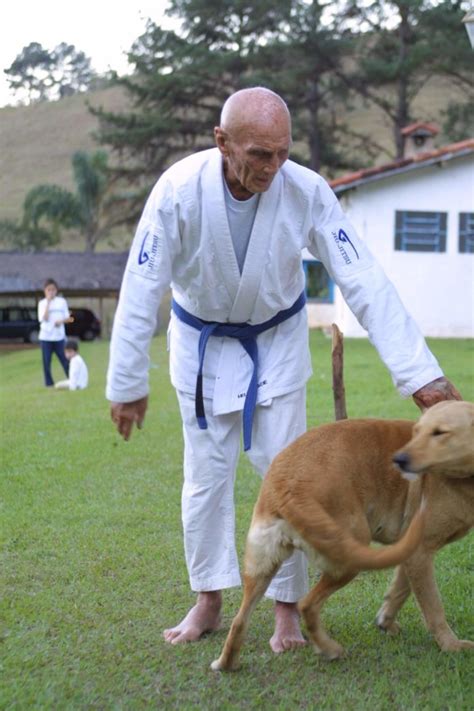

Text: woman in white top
xmin=37 ymin=278 xmax=71 ymax=386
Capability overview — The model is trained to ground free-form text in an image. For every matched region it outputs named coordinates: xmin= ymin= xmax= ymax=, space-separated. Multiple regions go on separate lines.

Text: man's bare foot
xmin=270 ymin=601 xmax=307 ymax=653
xmin=163 ymin=591 xmax=222 ymax=644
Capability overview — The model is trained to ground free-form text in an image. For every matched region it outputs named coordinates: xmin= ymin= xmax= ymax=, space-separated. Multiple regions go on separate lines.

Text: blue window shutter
xmin=395 ymin=211 xmax=447 ymax=252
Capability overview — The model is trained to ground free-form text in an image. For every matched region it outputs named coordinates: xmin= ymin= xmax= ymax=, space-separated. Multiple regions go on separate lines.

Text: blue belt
xmin=171 ymin=291 xmax=306 ymax=451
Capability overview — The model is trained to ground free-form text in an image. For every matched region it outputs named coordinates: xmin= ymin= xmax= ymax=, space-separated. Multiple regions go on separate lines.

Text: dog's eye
xmin=432 ymin=428 xmax=448 ymax=437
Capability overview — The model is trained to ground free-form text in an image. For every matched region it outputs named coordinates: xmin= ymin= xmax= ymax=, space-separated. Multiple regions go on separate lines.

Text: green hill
xmin=0 ymin=86 xmax=129 ymax=218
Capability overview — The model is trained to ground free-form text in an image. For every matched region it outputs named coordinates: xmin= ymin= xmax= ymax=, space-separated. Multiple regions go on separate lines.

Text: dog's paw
xmin=210 ymin=657 xmax=240 ymax=672
xmin=325 ymin=645 xmax=346 ymax=661
xmin=313 ymin=640 xmax=346 ymax=660
xmin=375 ymin=611 xmax=401 ymax=636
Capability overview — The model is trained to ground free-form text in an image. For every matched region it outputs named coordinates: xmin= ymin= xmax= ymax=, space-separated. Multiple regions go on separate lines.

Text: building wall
xmin=306 ymin=155 xmax=474 ymax=338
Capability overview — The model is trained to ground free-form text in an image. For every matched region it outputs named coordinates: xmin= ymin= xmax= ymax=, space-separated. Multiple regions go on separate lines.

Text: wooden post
xmin=331 ymin=323 xmax=348 ymax=421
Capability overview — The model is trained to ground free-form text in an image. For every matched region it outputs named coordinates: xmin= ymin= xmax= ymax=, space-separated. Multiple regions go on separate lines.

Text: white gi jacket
xmin=106 ymin=148 xmax=442 ymax=411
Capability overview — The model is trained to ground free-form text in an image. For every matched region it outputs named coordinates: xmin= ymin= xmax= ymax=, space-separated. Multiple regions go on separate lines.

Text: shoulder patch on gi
xmin=128 ymin=223 xmax=162 ymax=281
xmin=332 ymin=227 xmax=359 ymax=264
xmin=318 ymin=219 xmax=372 ymax=275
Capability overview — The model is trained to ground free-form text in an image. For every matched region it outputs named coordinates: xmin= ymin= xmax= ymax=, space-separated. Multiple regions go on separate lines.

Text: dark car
xmin=66 ymin=308 xmax=102 ymax=341
xmin=0 ymin=306 xmax=101 ymax=343
xmin=0 ymin=306 xmax=40 ymax=343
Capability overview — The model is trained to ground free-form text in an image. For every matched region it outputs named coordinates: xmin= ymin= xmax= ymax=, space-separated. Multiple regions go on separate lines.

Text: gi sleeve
xmin=106 ymin=179 xmax=182 ymax=403
xmin=307 ymin=179 xmax=443 ymax=397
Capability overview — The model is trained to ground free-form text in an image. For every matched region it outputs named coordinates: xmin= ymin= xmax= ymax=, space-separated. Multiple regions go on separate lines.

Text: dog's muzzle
xmin=393 ymin=453 xmax=420 ymax=481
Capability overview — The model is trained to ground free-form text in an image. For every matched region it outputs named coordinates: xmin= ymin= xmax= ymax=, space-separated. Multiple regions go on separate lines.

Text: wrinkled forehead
xmin=228 ymin=109 xmax=292 ymax=148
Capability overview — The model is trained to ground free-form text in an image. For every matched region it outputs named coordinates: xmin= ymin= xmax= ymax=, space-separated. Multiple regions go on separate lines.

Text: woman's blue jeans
xmin=40 ymin=339 xmax=69 ymax=386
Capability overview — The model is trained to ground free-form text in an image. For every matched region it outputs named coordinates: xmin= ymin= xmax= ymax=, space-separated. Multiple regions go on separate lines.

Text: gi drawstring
xmin=171 ymin=292 xmax=306 ymax=451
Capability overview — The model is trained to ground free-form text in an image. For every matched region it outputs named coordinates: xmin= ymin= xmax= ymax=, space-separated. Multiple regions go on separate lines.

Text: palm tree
xmin=22 ymin=150 xmax=129 ymax=252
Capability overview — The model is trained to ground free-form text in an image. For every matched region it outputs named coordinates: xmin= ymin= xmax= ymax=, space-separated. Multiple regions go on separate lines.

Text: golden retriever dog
xmin=376 ymin=400 xmax=474 ymax=652
xmin=211 ymin=401 xmax=473 ymax=672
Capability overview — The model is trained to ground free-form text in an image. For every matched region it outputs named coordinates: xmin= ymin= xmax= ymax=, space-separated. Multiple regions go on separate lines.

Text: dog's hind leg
xmin=211 ymin=520 xmax=292 ymax=671
xmin=210 ymin=568 xmax=278 ymax=671
xmin=298 ymin=572 xmax=355 ymax=660
xmin=376 ymin=565 xmax=411 ymax=635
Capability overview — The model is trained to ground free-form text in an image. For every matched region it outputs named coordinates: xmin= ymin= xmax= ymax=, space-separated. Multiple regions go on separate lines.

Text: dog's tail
xmin=282 ymin=496 xmax=426 ymax=573
xmin=343 ymin=498 xmax=425 ymax=571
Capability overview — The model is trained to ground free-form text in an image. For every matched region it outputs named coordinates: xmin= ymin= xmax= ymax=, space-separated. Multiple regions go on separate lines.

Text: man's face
xmin=215 ymin=121 xmax=291 ymax=200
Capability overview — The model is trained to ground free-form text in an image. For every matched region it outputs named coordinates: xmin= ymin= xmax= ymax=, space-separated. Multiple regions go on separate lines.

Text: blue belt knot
xmin=172 ymin=291 xmax=306 ymax=451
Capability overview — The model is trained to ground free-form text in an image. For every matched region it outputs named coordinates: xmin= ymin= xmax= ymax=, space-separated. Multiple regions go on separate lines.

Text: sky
xmin=0 ymin=1 xmax=176 ymax=107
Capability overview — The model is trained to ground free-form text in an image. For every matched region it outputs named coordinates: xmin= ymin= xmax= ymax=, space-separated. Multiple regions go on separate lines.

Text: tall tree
xmin=421 ymin=0 xmax=474 ymax=142
xmin=3 ymin=42 xmax=54 ymax=102
xmin=170 ymin=0 xmax=360 ymax=172
xmin=92 ymin=0 xmax=471 ymax=207
xmin=91 ymin=0 xmax=361 ymax=210
xmin=51 ymin=43 xmax=97 ymax=98
xmin=92 ymin=1 xmax=292 ymax=190
xmin=4 ymin=42 xmax=96 ymax=103
xmin=251 ymin=1 xmax=366 ymax=173
xmin=338 ymin=0 xmax=473 ymax=158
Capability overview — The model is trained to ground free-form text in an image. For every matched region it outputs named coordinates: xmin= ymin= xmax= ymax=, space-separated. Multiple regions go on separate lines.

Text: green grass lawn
xmin=1 ymin=333 xmax=473 ymax=710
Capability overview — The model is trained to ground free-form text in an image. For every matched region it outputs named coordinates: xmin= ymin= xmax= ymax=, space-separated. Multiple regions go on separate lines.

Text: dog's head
xmin=393 ymin=401 xmax=474 ymax=480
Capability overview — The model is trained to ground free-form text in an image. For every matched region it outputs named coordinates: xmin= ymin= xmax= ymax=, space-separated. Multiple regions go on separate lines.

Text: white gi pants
xmin=176 ymin=387 xmax=309 ymax=602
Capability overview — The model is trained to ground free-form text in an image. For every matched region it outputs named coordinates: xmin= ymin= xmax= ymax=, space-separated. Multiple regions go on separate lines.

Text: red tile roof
xmin=401 ymin=121 xmax=439 ymax=136
xmin=330 ymin=138 xmax=474 ymax=192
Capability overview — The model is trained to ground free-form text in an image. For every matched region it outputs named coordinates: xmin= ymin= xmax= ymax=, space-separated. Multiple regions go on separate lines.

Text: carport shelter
xmin=0 ymin=251 xmax=129 ymax=337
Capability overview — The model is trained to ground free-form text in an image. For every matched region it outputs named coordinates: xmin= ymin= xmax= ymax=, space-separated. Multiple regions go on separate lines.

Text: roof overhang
xmin=333 ymin=147 xmax=474 ymax=195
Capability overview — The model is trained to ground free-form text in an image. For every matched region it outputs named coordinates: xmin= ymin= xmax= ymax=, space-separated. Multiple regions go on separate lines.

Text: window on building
xmin=459 ymin=213 xmax=474 ymax=254
xmin=303 ymin=261 xmax=334 ymax=302
xmin=395 ymin=211 xmax=447 ymax=252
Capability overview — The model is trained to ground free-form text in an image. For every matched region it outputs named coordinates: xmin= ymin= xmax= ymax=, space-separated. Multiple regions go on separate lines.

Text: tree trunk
xmin=394 ymin=4 xmax=411 ymax=159
xmin=307 ymin=80 xmax=322 ymax=172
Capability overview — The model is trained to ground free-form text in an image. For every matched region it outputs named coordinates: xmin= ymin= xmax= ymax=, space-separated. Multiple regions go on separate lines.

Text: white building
xmin=304 ymin=126 xmax=474 ymax=338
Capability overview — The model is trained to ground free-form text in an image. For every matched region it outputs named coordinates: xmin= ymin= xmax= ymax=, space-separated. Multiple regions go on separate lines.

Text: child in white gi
xmin=55 ymin=339 xmax=89 ymax=390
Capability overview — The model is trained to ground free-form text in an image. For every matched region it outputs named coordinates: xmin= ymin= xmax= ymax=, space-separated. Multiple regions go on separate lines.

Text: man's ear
xmin=214 ymin=126 xmax=228 ymax=155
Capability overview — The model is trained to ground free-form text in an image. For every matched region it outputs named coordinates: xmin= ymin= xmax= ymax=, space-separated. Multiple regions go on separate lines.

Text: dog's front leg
xmin=376 ymin=564 xmax=411 ymax=635
xmin=405 ymin=552 xmax=474 ymax=652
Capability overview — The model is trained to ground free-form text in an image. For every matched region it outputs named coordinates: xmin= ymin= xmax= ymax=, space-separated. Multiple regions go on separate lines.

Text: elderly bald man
xmin=107 ymin=87 xmax=460 ymax=652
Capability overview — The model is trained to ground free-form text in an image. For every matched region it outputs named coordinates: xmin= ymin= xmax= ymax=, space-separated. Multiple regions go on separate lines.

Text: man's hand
xmin=110 ymin=396 xmax=149 ymax=441
xmin=412 ymin=377 xmax=462 ymax=412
